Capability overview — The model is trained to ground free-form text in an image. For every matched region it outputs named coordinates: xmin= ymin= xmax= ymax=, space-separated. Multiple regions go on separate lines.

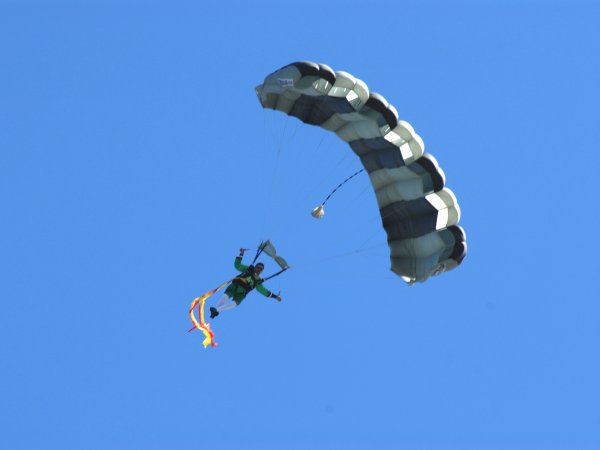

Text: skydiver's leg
xmin=211 ymin=294 xmax=233 ymax=318
xmin=212 ymin=287 xmax=243 ymax=317
xmin=217 ymin=294 xmax=230 ymax=308
xmin=216 ymin=299 xmax=237 ymax=312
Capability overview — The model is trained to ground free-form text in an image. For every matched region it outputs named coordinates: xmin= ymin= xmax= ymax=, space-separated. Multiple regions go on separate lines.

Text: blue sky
xmin=1 ymin=1 xmax=599 ymax=449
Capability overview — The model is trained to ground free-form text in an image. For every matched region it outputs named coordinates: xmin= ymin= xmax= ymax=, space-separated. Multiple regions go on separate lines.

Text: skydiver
xmin=209 ymin=247 xmax=282 ymax=318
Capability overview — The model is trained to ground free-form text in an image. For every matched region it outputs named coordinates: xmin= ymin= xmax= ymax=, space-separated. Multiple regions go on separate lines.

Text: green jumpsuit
xmin=225 ymin=256 xmax=274 ymax=305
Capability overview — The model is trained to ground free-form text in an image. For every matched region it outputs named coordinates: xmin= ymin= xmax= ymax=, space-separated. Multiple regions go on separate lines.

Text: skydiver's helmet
xmin=255 ymin=262 xmax=265 ymax=274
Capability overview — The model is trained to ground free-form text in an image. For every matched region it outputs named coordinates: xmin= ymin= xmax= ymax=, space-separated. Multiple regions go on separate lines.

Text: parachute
xmin=256 ymin=61 xmax=466 ymax=283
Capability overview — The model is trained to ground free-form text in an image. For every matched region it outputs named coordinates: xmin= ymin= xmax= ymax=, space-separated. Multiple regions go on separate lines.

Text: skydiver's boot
xmin=210 ymin=307 xmax=219 ymax=319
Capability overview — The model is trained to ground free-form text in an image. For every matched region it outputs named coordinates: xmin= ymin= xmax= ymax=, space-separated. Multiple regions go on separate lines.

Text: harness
xmin=230 ymin=241 xmax=289 ymax=296
xmin=232 ymin=265 xmax=264 ymax=294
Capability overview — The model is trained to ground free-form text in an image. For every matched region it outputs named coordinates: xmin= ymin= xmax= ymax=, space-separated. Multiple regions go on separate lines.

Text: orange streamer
xmin=188 ymin=280 xmax=232 ymax=348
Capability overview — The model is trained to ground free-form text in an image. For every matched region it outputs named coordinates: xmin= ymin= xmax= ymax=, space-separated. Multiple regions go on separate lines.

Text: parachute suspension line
xmin=262 ymin=267 xmax=288 ymax=282
xmin=259 ymin=119 xmax=286 ymax=241
xmin=294 ymin=133 xmax=328 ymax=199
xmin=287 ymin=243 xmax=388 ymax=276
xmin=311 ymin=134 xmax=326 ymax=155
xmin=287 ymin=120 xmax=301 ymax=149
xmin=337 ymin=200 xmax=405 ymax=256
xmin=260 ymin=111 xmax=300 ymax=242
xmin=274 ymin=111 xmax=289 ymax=156
xmin=302 ymin=141 xmax=352 ymax=205
xmin=251 ymin=241 xmax=266 ymax=265
xmin=311 ymin=168 xmax=365 ymax=218
xmin=352 ymin=200 xmax=405 ymax=251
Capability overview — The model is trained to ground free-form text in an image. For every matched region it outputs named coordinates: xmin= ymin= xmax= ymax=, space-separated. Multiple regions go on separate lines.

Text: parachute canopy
xmin=256 ymin=61 xmax=466 ymax=283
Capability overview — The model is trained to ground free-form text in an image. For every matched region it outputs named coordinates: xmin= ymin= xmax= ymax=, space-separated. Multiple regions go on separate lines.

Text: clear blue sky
xmin=1 ymin=1 xmax=599 ymax=449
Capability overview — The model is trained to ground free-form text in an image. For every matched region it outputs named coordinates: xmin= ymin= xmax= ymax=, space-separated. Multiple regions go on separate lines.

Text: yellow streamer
xmin=189 ymin=280 xmax=232 ymax=348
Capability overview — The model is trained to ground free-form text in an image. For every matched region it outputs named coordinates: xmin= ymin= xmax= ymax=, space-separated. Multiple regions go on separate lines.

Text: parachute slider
xmin=311 ymin=204 xmax=325 ymax=219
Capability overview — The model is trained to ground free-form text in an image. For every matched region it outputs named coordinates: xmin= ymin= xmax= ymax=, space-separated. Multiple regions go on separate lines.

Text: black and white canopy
xmin=256 ymin=61 xmax=466 ymax=283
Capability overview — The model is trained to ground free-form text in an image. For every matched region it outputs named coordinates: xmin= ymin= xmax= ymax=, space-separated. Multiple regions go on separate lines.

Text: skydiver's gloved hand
xmin=239 ymin=248 xmax=246 ymax=257
xmin=271 ymin=293 xmax=282 ymax=302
